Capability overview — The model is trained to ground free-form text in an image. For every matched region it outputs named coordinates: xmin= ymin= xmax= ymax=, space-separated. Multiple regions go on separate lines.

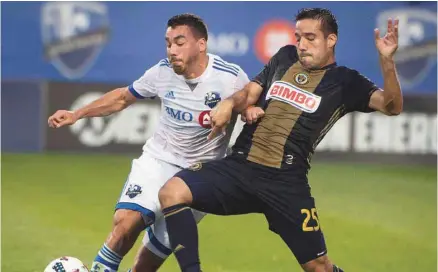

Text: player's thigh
xmin=264 ymin=195 xmax=327 ymax=265
xmin=116 ymin=152 xmax=183 ymax=225
xmin=175 ymin=157 xmax=262 ymax=215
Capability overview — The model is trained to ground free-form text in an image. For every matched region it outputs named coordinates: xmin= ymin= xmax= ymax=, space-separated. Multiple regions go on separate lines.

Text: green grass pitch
xmin=2 ymin=153 xmax=436 ymax=272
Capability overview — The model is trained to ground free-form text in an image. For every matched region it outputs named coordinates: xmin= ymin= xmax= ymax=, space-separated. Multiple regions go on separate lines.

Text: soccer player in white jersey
xmin=47 ymin=13 xmax=256 ymax=272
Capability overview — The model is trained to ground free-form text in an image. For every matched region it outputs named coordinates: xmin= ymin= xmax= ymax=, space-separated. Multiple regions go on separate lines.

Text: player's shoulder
xmin=210 ymin=53 xmax=245 ymax=78
xmin=141 ymin=58 xmax=173 ymax=74
xmin=275 ymin=45 xmax=299 ymax=60
xmin=334 ymin=66 xmax=369 ymax=81
xmin=144 ymin=58 xmax=177 ymax=80
xmin=277 ymin=44 xmax=298 ymax=56
xmin=157 ymin=58 xmax=172 ymax=68
xmin=153 ymin=58 xmax=174 ymax=74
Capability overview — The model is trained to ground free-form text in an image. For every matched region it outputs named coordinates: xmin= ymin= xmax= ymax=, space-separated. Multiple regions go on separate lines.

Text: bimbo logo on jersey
xmin=165 ymin=106 xmax=193 ymax=122
xmin=41 ymin=2 xmax=110 ymax=79
xmin=266 ymin=81 xmax=321 ymax=113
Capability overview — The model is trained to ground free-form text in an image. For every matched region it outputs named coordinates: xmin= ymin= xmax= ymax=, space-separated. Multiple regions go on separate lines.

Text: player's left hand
xmin=208 ymin=99 xmax=234 ymax=141
xmin=374 ymin=18 xmax=399 ymax=58
xmin=241 ymin=106 xmax=265 ymax=125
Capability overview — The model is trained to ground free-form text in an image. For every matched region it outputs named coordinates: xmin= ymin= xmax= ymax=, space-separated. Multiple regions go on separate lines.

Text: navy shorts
xmin=175 ymin=155 xmax=327 ymax=264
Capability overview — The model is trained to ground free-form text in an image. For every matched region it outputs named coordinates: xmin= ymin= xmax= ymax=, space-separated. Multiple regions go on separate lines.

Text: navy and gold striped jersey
xmin=232 ymin=45 xmax=379 ymax=170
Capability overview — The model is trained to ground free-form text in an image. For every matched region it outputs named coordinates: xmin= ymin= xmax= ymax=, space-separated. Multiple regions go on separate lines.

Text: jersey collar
xmin=179 ymin=54 xmax=214 ymax=85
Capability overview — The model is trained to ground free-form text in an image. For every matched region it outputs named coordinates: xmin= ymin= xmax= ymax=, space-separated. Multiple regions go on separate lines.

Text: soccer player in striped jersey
xmin=48 ymin=13 xmax=259 ymax=272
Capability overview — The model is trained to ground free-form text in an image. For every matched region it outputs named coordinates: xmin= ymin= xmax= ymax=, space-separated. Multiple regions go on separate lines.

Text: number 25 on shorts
xmin=301 ymin=208 xmax=320 ymax=232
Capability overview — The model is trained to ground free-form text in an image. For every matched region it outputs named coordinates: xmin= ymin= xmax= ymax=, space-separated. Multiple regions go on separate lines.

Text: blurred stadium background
xmin=2 ymin=1 xmax=437 ymax=272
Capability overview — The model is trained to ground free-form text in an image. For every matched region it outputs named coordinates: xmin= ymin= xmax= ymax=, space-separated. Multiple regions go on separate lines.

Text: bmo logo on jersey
xmin=266 ymin=81 xmax=321 ymax=113
xmin=165 ymin=106 xmax=193 ymax=122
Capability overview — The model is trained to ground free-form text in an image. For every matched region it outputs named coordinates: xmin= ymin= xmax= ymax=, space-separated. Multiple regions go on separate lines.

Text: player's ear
xmin=327 ymin=34 xmax=337 ymax=49
xmin=198 ymin=38 xmax=207 ymax=52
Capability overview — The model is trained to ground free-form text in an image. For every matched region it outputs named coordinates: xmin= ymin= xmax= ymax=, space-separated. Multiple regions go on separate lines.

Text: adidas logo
xmin=165 ymin=91 xmax=175 ymax=99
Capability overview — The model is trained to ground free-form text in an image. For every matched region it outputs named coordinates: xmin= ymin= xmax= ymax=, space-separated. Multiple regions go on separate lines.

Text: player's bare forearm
xmin=371 ymin=56 xmax=403 ymax=115
xmin=228 ymin=82 xmax=263 ymax=113
xmin=74 ymin=87 xmax=136 ymax=119
xmin=380 ymin=56 xmax=403 ymax=114
xmin=226 ymin=88 xmax=248 ymax=113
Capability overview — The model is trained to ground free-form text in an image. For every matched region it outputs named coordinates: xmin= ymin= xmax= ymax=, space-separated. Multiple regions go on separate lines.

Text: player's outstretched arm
xmin=369 ymin=18 xmax=403 ymax=116
xmin=48 ymin=87 xmax=137 ymax=128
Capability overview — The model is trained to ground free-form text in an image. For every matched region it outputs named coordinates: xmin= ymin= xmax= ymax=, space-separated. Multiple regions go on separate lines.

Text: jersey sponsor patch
xmin=198 ymin=110 xmax=212 ymax=128
xmin=266 ymin=81 xmax=321 ymax=113
xmin=165 ymin=106 xmax=194 ymax=122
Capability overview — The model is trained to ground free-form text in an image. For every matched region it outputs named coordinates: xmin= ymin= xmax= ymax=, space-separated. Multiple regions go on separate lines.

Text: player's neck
xmin=183 ymin=54 xmax=209 ymax=80
xmin=321 ymin=55 xmax=336 ymax=68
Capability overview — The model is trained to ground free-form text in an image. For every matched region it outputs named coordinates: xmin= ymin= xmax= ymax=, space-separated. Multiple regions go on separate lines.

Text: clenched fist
xmin=207 ymin=99 xmax=234 ymax=141
xmin=48 ymin=110 xmax=79 ymax=128
xmin=241 ymin=106 xmax=264 ymax=125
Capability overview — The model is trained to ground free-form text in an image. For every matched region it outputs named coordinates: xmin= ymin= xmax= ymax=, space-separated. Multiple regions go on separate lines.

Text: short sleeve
xmin=251 ymin=45 xmax=295 ymax=88
xmin=233 ymin=68 xmax=250 ymax=92
xmin=128 ymin=64 xmax=160 ymax=99
xmin=344 ymin=70 xmax=379 ymax=113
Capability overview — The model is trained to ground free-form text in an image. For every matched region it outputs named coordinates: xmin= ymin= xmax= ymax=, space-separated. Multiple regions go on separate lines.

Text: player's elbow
xmin=385 ymin=100 xmax=403 ymax=116
xmin=116 ymin=99 xmax=130 ymax=111
xmin=375 ymin=94 xmax=402 ymax=116
xmin=387 ymin=109 xmax=402 ymax=116
xmin=116 ymin=87 xmax=136 ymax=110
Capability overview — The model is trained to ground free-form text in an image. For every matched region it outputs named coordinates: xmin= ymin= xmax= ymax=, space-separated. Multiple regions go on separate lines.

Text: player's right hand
xmin=241 ymin=106 xmax=265 ymax=125
xmin=48 ymin=110 xmax=79 ymax=128
xmin=207 ymin=99 xmax=234 ymax=141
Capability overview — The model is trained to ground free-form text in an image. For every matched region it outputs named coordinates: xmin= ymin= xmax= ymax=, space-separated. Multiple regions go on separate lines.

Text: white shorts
xmin=115 ymin=152 xmax=206 ymax=259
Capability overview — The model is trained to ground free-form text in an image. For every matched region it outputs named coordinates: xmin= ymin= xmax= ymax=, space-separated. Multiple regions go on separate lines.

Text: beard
xmin=299 ymin=59 xmax=312 ymax=69
xmin=171 ymin=55 xmax=197 ymax=75
xmin=172 ymin=64 xmax=185 ymax=75
xmin=299 ymin=55 xmax=323 ymax=70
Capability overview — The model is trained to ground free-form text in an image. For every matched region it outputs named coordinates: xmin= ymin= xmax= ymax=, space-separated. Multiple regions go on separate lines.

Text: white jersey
xmin=128 ymin=53 xmax=249 ymax=168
